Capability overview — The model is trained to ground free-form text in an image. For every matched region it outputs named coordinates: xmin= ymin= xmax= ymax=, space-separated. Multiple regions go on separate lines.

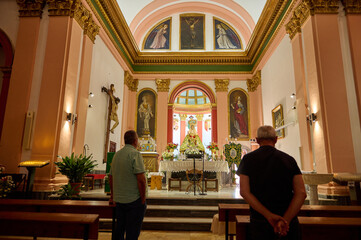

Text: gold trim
xmin=179 ymin=13 xmax=205 ymax=50
xmin=342 ymin=0 xmax=361 ymax=14
xmin=213 ymin=17 xmax=243 ymax=50
xmin=155 ymin=79 xmax=171 ymax=92
xmin=47 ymin=0 xmax=74 ymax=16
xmin=179 ymin=114 xmax=188 ymax=121
xmin=16 ymin=0 xmax=46 ymax=17
xmin=295 ymin=2 xmax=311 ymax=26
xmin=286 ymin=12 xmax=301 ymax=40
xmin=303 ymin=0 xmax=340 ymax=15
xmin=135 ymin=88 xmax=158 ymax=139
xmin=228 ymin=88 xmax=250 ymax=141
xmin=84 ymin=17 xmax=100 ymax=43
xmin=196 ymin=114 xmax=204 ymax=121
xmin=215 ymin=79 xmax=229 ymax=92
xmin=124 ymin=71 xmax=138 ymax=92
xmin=247 ymin=70 xmax=261 ymax=92
xmin=142 ymin=17 xmax=172 ymax=51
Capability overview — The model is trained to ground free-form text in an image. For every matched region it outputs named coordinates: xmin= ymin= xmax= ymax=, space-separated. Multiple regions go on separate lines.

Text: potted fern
xmin=55 ymin=153 xmax=97 ymax=195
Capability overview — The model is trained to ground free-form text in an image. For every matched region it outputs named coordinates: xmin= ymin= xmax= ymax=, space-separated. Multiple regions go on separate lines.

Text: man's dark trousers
xmin=115 ymin=198 xmax=146 ymax=240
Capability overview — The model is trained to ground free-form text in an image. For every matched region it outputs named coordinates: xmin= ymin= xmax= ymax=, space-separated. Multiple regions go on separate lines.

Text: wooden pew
xmin=219 ymin=203 xmax=361 ymax=240
xmin=0 ymin=211 xmax=99 ymax=240
xmin=0 ymin=199 xmax=115 ymax=238
xmin=235 ymin=215 xmax=361 ymax=240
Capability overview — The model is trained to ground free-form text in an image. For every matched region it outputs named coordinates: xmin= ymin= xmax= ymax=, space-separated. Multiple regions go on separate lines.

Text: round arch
xmin=167 ymin=81 xmax=217 ymax=143
xmin=0 ymin=29 xmax=14 ymax=139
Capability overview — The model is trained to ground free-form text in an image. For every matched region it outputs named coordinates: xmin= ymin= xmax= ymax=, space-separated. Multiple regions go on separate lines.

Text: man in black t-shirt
xmin=236 ymin=126 xmax=306 ymax=240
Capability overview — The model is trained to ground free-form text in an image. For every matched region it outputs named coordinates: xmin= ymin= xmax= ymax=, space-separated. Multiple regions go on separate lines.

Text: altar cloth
xmin=159 ymin=161 xmax=229 ymax=173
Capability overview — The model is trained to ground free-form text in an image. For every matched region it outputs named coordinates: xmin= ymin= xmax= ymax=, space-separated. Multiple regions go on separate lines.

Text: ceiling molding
xmin=86 ymin=0 xmax=293 ymax=73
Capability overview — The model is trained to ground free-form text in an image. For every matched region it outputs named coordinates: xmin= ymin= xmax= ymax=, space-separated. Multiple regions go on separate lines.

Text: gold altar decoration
xmin=215 ymin=79 xmax=229 ymax=92
xmin=141 ymin=152 xmax=159 ymax=172
xmin=247 ymin=70 xmax=261 ymax=92
xmin=303 ymin=0 xmax=340 ymax=15
xmin=155 ymin=79 xmax=170 ymax=92
xmin=17 ymin=0 xmax=46 ymax=17
xmin=124 ymin=71 xmax=138 ymax=92
xmin=180 ymin=117 xmax=205 ymax=152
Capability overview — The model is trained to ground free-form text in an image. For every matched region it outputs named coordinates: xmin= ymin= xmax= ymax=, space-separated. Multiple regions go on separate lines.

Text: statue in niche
xmin=102 ymin=84 xmax=120 ymax=134
xmin=180 ymin=117 xmax=205 ymax=152
xmin=138 ymin=95 xmax=154 ymax=135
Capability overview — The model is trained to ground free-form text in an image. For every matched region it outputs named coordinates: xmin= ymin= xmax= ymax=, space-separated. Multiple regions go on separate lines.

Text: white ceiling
xmin=117 ymin=0 xmax=267 ymax=27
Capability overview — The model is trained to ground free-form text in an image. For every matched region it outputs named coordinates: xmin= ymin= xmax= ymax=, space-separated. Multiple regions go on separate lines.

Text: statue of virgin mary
xmin=179 ymin=119 xmax=205 ymax=152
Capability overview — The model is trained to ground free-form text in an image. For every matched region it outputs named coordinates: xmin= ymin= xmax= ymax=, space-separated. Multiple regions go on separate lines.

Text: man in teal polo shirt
xmin=109 ymin=130 xmax=147 ymax=240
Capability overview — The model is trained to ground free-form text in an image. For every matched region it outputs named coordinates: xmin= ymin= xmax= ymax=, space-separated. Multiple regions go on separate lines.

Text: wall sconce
xmin=307 ymin=113 xmax=317 ymax=125
xmin=290 ymin=93 xmax=296 ymax=99
xmin=66 ymin=113 xmax=73 ymax=122
xmin=66 ymin=112 xmax=77 ymax=125
xmin=88 ymin=104 xmax=93 ymax=108
xmin=89 ymin=92 xmax=94 ymax=97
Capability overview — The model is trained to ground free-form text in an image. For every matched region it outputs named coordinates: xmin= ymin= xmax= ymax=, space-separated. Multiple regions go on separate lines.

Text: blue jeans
xmin=248 ymin=217 xmax=301 ymax=240
xmin=114 ymin=198 xmax=146 ymax=240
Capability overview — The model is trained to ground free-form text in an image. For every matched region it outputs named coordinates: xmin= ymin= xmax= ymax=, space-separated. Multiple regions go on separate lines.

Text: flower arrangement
xmin=166 ymin=143 xmax=178 ymax=151
xmin=207 ymin=142 xmax=219 ymax=151
xmin=0 ymin=176 xmax=15 ymax=198
xmin=162 ymin=151 xmax=173 ymax=160
xmin=184 ymin=149 xmax=201 ymax=155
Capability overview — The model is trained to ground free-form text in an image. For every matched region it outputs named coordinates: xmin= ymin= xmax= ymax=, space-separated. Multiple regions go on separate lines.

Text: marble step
xmin=146 ymin=197 xmax=245 ymax=206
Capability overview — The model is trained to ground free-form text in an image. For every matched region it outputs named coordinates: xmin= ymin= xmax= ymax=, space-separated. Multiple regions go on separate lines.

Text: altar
xmin=159 ymin=160 xmax=229 ymax=190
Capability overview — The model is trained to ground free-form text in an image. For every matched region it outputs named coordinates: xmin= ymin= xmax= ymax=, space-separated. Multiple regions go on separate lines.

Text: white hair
xmin=257 ymin=125 xmax=277 ymax=139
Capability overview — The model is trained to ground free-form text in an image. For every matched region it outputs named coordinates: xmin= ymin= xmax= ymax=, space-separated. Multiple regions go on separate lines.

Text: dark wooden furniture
xmin=0 ymin=199 xmax=115 ymax=238
xmin=0 ymin=211 xmax=99 ymax=239
xmin=168 ymin=177 xmax=182 ymax=191
xmin=219 ymin=203 xmax=361 ymax=240
xmin=204 ymin=178 xmax=218 ymax=192
xmin=235 ymin=215 xmax=361 ymax=240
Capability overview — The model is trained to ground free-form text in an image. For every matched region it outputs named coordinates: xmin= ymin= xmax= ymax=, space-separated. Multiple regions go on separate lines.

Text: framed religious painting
xmin=143 ymin=18 xmax=171 ymax=50
xmin=272 ymin=104 xmax=285 ymax=139
xmin=228 ymin=89 xmax=250 ymax=140
xmin=136 ymin=88 xmax=157 ymax=138
xmin=180 ymin=13 xmax=205 ymax=50
xmin=213 ymin=18 xmax=242 ymax=50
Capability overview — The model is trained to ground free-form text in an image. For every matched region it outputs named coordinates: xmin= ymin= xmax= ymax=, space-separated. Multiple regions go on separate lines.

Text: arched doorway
xmin=168 ymin=81 xmax=217 ymax=144
xmin=0 ymin=29 xmax=14 ymax=139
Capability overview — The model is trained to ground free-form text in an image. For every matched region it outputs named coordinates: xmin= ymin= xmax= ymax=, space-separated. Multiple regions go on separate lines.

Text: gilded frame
xmin=228 ymin=88 xmax=250 ymax=140
xmin=213 ymin=17 xmax=242 ymax=50
xmin=272 ymin=104 xmax=285 ymax=139
xmin=180 ymin=13 xmax=205 ymax=50
xmin=135 ymin=88 xmax=157 ymax=139
xmin=143 ymin=17 xmax=172 ymax=50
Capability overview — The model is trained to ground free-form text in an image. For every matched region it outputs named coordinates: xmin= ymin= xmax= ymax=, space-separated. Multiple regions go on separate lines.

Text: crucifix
xmin=101 ymin=84 xmax=120 ymax=163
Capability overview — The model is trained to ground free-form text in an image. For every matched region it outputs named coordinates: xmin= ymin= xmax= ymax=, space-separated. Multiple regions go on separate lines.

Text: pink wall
xmin=156 ymin=92 xmax=168 ymax=155
xmin=0 ymin=17 xmax=41 ymax=172
xmin=216 ymin=91 xmax=228 ymax=148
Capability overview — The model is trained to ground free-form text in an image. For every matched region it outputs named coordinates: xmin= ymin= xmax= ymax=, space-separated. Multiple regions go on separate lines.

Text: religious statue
xmin=185 ymin=17 xmax=200 ymax=48
xmin=102 ymin=84 xmax=120 ymax=134
xmin=138 ymin=95 xmax=154 ymax=135
xmin=180 ymin=118 xmax=205 ymax=152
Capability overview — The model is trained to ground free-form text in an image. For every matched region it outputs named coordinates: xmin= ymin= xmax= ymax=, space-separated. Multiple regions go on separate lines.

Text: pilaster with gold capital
xmin=84 ymin=17 xmax=100 ymax=43
xmin=342 ymin=0 xmax=361 ymax=14
xmin=196 ymin=114 xmax=203 ymax=121
xmin=247 ymin=70 xmax=261 ymax=92
xmin=156 ymin=79 xmax=170 ymax=92
xmin=16 ymin=0 xmax=46 ymax=17
xmin=124 ymin=71 xmax=138 ymax=92
xmin=286 ymin=13 xmax=301 ymax=40
xmin=303 ymin=0 xmax=340 ymax=15
xmin=179 ymin=114 xmax=187 ymax=121
xmin=215 ymin=79 xmax=229 ymax=92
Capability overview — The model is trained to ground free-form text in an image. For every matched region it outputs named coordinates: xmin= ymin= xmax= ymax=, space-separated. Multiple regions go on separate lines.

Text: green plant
xmin=55 ymin=153 xmax=97 ymax=183
xmin=58 ymin=183 xmax=81 ymax=200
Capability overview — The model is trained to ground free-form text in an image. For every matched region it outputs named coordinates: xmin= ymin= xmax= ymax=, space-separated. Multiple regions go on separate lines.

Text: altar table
xmin=159 ymin=160 xmax=229 ymax=189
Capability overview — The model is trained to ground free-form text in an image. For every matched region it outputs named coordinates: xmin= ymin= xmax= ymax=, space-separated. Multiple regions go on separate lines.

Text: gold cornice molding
xmin=155 ymin=79 xmax=171 ymax=92
xmin=247 ymin=70 xmax=261 ymax=92
xmin=342 ymin=0 xmax=361 ymax=14
xmin=286 ymin=13 xmax=301 ymax=40
xmin=303 ymin=0 xmax=340 ymax=15
xmin=16 ymin=0 xmax=46 ymax=17
xmin=124 ymin=71 xmax=138 ymax=92
xmin=214 ymin=79 xmax=229 ymax=92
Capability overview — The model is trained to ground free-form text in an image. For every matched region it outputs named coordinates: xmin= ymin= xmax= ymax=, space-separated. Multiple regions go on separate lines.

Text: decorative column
xmin=72 ymin=15 xmax=99 ymax=154
xmin=0 ymin=0 xmax=45 ymax=172
xmin=196 ymin=114 xmax=203 ymax=141
xmin=122 ymin=71 xmax=138 ymax=145
xmin=156 ymin=79 xmax=170 ymax=155
xmin=179 ymin=114 xmax=187 ymax=145
xmin=286 ymin=4 xmax=314 ymax=171
xmin=342 ymin=0 xmax=361 ymax=127
xmin=215 ymin=79 xmax=229 ymax=148
xmin=300 ymin=0 xmax=356 ymax=173
xmin=247 ymin=71 xmax=263 ymax=140
xmin=30 ymin=0 xmax=100 ymax=190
